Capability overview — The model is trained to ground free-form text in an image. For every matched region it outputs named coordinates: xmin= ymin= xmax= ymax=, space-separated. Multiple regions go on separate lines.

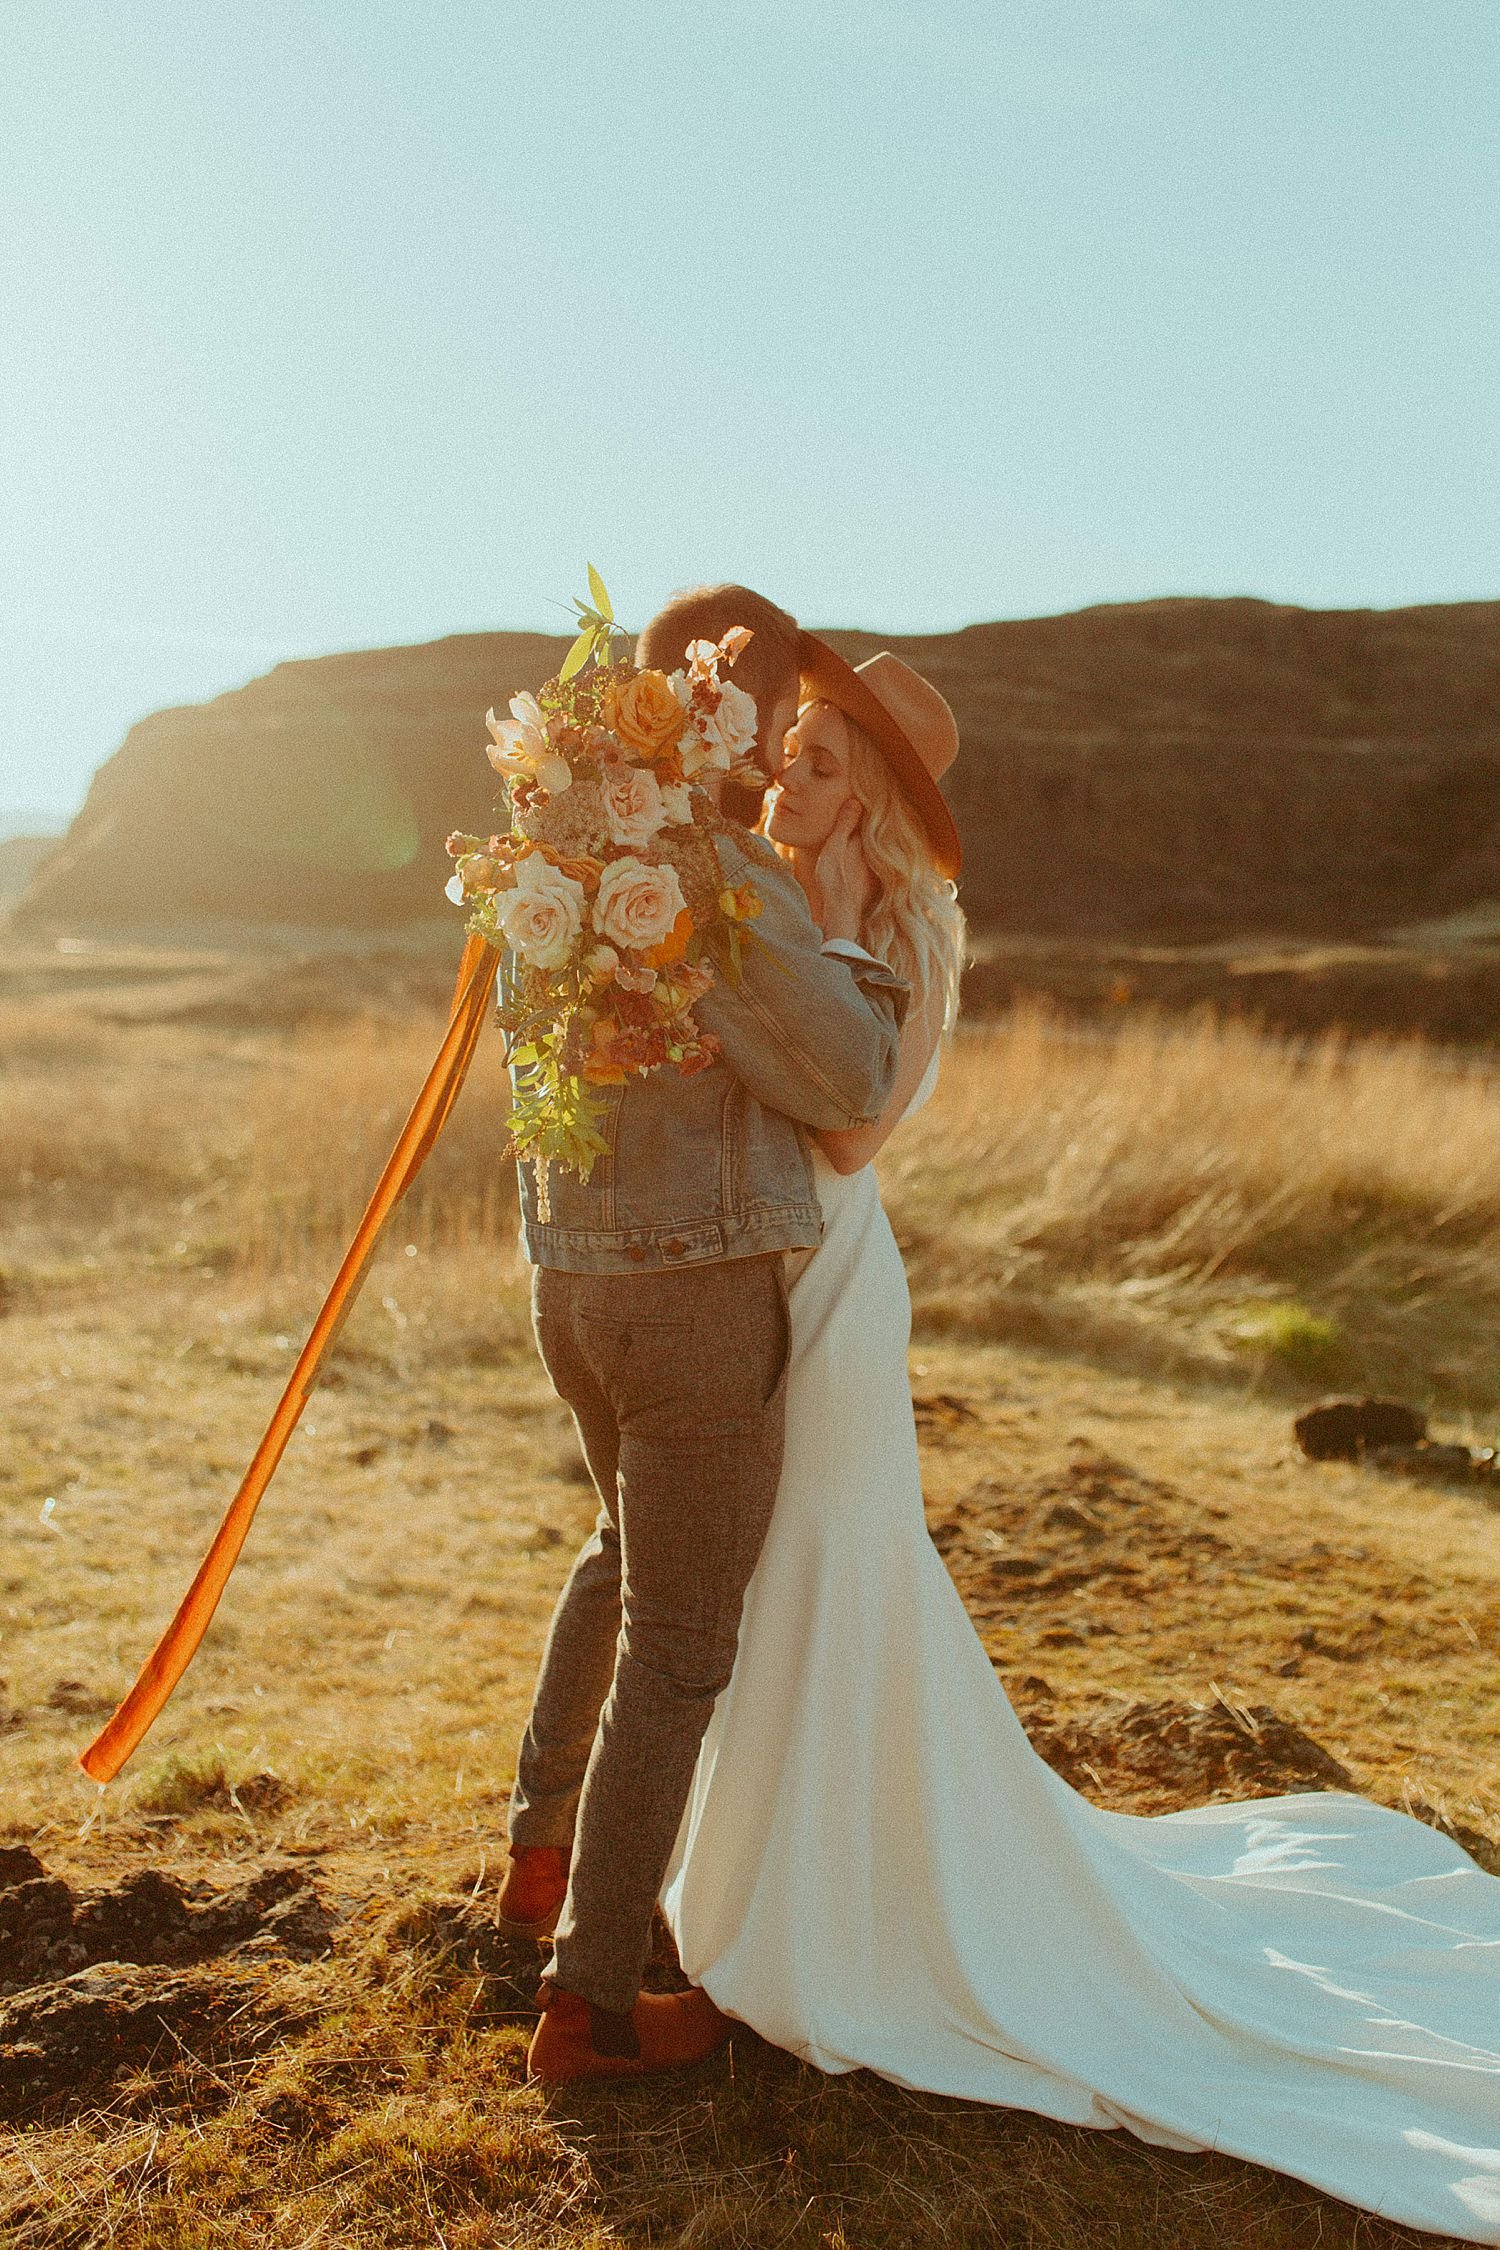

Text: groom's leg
xmin=507 ymin=1277 xmax=625 ymax=1853
xmin=548 ymin=1255 xmax=790 ymax=2016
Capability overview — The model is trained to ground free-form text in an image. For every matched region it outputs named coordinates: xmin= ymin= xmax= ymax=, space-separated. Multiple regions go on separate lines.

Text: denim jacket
xmin=515 ymin=824 xmax=908 ymax=1273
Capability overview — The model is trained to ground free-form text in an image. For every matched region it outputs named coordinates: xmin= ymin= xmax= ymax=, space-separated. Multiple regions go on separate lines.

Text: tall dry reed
xmin=6 ymin=995 xmax=1500 ymax=1407
xmin=886 ymin=1006 xmax=1500 ymax=1405
xmin=0 ymin=1007 xmax=515 ymax=1277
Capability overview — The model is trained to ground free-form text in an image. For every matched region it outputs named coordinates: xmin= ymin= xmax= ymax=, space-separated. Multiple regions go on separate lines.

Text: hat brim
xmin=797 ymin=635 xmax=962 ymax=880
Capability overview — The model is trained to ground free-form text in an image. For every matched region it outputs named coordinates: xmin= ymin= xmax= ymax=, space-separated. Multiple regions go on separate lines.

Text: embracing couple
xmin=492 ymin=587 xmax=1500 ymax=2242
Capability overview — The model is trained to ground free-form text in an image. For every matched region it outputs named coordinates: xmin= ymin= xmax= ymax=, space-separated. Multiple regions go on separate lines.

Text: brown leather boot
xmin=527 ymin=1978 xmax=734 ymax=2085
xmin=495 ymin=1844 xmax=569 ymax=1939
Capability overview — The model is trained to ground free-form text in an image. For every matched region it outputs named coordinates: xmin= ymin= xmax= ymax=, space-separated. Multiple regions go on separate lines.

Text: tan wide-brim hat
xmin=797 ymin=634 xmax=962 ymax=879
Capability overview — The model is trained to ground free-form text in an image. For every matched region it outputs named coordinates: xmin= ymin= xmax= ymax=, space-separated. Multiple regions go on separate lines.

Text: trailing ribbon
xmin=80 ymin=936 xmax=501 ymax=1784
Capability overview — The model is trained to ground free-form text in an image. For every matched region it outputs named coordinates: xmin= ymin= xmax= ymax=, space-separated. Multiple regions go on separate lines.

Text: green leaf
xmin=587 ymin=564 xmax=613 ymax=622
xmin=559 ymin=627 xmax=595 ymax=681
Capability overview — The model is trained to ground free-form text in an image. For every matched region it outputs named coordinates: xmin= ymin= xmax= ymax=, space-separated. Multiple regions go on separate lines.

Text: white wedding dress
xmin=662 ymin=1057 xmax=1500 ymax=2242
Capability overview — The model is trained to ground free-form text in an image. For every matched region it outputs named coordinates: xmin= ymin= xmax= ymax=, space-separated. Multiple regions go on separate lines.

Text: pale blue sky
xmin=3 ymin=0 xmax=1496 ymax=825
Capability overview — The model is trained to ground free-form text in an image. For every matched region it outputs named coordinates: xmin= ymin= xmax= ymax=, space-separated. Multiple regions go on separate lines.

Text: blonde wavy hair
xmin=774 ymin=702 xmax=967 ymax=1030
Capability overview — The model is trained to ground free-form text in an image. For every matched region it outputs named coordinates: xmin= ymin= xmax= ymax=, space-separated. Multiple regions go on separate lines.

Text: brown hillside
xmin=0 ymin=835 xmax=57 ymax=908
xmin=14 ymin=597 xmax=1500 ymax=941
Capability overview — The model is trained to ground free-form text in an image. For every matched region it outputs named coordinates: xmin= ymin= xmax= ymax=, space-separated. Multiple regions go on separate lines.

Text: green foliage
xmin=585 ymin=561 xmax=613 ymax=620
xmin=560 ymin=563 xmax=629 ymax=681
xmin=1230 ymin=1300 xmax=1345 ymax=1379
xmin=505 ymin=1027 xmax=614 ymax=1183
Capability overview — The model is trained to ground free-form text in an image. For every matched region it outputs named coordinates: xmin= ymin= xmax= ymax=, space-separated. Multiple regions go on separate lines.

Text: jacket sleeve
xmin=694 ymin=834 xmax=909 ymax=1130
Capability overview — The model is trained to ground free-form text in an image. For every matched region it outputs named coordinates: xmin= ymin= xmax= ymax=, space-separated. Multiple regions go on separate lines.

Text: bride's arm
xmin=813 ymin=982 xmax=944 ymax=1174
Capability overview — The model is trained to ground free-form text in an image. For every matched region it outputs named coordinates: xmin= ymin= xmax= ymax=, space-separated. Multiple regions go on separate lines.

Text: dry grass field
xmin=3 ymin=963 xmax=1500 ymax=2247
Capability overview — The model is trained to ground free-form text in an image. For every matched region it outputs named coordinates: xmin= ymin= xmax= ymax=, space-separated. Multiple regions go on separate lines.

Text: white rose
xmin=593 ymin=855 xmax=687 ymax=955
xmin=495 ymin=852 xmax=587 ymax=970
xmin=666 ymin=670 xmax=713 ymax=777
xmin=487 ymin=692 xmax=572 ymax=794
xmin=677 ymin=724 xmax=710 ymax=779
xmin=697 ymin=678 xmax=758 ymax=770
xmin=602 ymin=765 xmax=666 ymax=850
xmin=660 ymin=782 xmax=694 ymax=826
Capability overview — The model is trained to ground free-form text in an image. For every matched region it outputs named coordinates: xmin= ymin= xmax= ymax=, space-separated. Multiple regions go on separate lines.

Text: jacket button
xmin=626 ymin=1244 xmax=646 ymax=1263
xmin=664 ymin=1239 xmax=685 ymax=1259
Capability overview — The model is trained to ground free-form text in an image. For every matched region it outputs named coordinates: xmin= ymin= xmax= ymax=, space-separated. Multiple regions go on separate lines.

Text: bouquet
xmin=445 ymin=570 xmax=765 ymax=1212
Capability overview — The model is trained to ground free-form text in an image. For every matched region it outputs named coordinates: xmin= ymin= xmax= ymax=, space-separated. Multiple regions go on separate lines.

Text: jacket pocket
xmin=720 ymin=1077 xmax=747 ymax=1217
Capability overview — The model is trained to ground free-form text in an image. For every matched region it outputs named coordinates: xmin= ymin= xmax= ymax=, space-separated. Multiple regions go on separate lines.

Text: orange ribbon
xmin=80 ymin=936 xmax=501 ymax=1784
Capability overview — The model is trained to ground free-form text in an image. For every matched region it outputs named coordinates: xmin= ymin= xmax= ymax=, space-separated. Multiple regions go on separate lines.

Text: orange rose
xmin=606 ymin=670 xmax=687 ymax=760
xmin=643 ymin=907 xmax=694 ymax=968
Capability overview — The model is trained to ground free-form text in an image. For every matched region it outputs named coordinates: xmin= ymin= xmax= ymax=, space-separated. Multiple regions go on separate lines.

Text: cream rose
xmin=495 ymin=852 xmax=587 ymax=970
xmin=592 ymin=855 xmax=687 ymax=955
xmin=667 ymin=671 xmax=708 ymax=778
xmin=659 ymin=781 xmax=694 ymax=826
xmin=697 ymin=677 xmax=758 ymax=769
xmin=602 ymin=765 xmax=666 ymax=850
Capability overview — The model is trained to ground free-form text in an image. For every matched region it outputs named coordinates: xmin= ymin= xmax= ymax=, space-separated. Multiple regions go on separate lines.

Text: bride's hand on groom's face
xmin=814 ymin=799 xmax=875 ymax=943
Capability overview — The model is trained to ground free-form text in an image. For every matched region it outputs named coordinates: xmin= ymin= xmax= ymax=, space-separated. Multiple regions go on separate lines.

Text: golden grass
xmin=891 ymin=1005 xmax=1500 ymax=1413
xmin=4 ymin=984 xmax=1499 ymax=2246
xmin=10 ymin=994 xmax=1500 ymax=1405
xmin=5 ymin=1910 xmax=1436 ymax=2250
xmin=0 ymin=1002 xmax=513 ymax=1277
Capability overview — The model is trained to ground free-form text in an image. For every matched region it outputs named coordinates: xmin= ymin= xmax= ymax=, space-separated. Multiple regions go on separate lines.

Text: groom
xmin=498 ymin=584 xmax=908 ymax=2082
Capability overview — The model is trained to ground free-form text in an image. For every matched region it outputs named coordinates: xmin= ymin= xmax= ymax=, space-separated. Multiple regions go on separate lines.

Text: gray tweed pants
xmin=508 ymin=1254 xmax=790 ymax=2014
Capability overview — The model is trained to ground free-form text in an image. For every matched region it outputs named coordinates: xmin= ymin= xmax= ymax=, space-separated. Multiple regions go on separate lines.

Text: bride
xmin=659 ymin=639 xmax=1500 ymax=2244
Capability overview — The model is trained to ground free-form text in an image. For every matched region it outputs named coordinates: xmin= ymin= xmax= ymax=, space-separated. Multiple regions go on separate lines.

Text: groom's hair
xmin=637 ymin=584 xmax=801 ymax=714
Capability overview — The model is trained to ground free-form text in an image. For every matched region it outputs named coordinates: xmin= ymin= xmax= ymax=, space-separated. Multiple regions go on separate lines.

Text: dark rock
xmin=0 ymin=1962 xmax=271 ymax=2117
xmin=1294 ymin=1397 xmax=1427 ymax=1462
xmin=0 ymin=1848 xmax=44 ymax=1890
xmin=19 ymin=600 xmax=1500 ymax=959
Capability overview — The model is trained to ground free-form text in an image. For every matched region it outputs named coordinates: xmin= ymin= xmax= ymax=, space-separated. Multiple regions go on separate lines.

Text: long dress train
xmin=661 ymin=1062 xmax=1500 ymax=2243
